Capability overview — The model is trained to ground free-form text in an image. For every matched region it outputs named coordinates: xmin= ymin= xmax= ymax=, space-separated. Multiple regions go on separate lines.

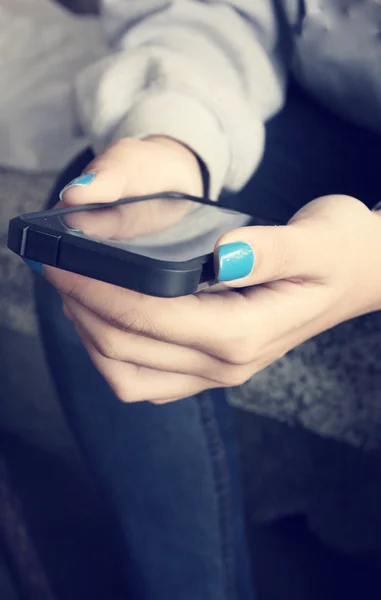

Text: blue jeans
xmin=33 ymin=83 xmax=381 ymax=600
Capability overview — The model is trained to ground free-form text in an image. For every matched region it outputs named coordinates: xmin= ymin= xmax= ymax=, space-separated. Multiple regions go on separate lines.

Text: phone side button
xmin=25 ymin=230 xmax=62 ymax=266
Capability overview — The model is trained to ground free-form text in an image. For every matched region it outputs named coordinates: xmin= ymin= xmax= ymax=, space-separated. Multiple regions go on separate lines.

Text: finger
xmin=214 ymin=223 xmax=321 ymax=288
xmin=62 ymin=299 xmax=74 ymax=321
xmin=58 ymin=138 xmax=199 ymax=239
xmin=214 ymin=194 xmax=372 ymax=289
xmin=65 ymin=296 xmax=248 ymax=386
xmin=80 ymin=331 xmax=215 ymax=403
xmin=45 ymin=267 xmax=248 ymax=359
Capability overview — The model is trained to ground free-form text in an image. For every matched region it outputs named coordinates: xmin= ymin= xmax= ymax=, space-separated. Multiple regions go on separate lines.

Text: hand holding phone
xmin=8 ymin=137 xmax=254 ymax=297
xmin=6 ymin=136 xmax=285 ymax=405
xmin=59 ymin=136 xmax=204 ymax=240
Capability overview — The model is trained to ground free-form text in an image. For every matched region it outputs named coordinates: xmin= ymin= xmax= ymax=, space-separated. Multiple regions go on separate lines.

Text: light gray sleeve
xmin=75 ymin=0 xmax=299 ymax=199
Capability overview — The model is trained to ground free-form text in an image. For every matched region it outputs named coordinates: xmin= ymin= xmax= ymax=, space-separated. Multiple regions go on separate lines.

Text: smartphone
xmin=7 ymin=194 xmax=254 ymax=297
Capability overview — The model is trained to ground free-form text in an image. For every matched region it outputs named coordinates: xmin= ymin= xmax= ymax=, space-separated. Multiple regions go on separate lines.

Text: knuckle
xmin=95 ymin=333 xmax=120 ymax=361
xmin=66 ymin=279 xmax=95 ymax=309
xmin=150 ymin=398 xmax=172 ymax=405
xmin=220 ymin=340 xmax=254 ymax=366
xmin=110 ymin=380 xmax=139 ymax=404
xmin=108 ymin=364 xmax=144 ymax=404
xmin=228 ymin=367 xmax=252 ymax=387
xmin=213 ymin=365 xmax=251 ymax=387
xmin=44 ymin=268 xmax=83 ymax=299
xmin=114 ymin=308 xmax=146 ymax=335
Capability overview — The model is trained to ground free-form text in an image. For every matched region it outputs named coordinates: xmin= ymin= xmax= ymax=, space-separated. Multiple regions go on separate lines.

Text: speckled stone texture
xmin=230 ymin=314 xmax=381 ymax=452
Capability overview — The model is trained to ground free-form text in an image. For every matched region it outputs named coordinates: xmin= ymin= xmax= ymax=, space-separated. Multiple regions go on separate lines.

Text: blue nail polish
xmin=59 ymin=172 xmax=95 ymax=201
xmin=217 ymin=242 xmax=254 ymax=282
xmin=22 ymin=258 xmax=43 ymax=275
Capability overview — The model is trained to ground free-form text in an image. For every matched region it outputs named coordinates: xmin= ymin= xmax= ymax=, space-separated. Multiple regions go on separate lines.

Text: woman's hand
xmin=59 ymin=136 xmax=204 ymax=238
xmin=45 ymin=138 xmax=381 ymax=403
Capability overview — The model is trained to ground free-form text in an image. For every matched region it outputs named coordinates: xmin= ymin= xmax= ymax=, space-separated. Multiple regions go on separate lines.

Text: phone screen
xmin=26 ymin=198 xmax=251 ymax=262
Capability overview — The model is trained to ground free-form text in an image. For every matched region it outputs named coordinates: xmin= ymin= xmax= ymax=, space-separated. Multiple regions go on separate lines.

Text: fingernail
xmin=58 ymin=216 xmax=83 ymax=235
xmin=217 ymin=242 xmax=254 ymax=282
xmin=59 ymin=172 xmax=96 ymax=201
xmin=65 ymin=227 xmax=83 ymax=234
xmin=22 ymin=258 xmax=43 ymax=275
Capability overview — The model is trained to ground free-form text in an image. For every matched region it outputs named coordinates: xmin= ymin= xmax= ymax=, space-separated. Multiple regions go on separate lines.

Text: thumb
xmin=59 ymin=138 xmax=201 ymax=240
xmin=214 ymin=223 xmax=320 ymax=288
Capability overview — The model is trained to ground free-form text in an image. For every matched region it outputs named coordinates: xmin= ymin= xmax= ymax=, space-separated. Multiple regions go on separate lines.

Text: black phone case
xmin=7 ymin=215 xmax=216 ymax=297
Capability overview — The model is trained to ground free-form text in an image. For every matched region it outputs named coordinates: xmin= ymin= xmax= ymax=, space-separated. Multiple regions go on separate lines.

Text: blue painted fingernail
xmin=59 ymin=172 xmax=95 ymax=201
xmin=217 ymin=242 xmax=254 ymax=282
xmin=22 ymin=258 xmax=43 ymax=275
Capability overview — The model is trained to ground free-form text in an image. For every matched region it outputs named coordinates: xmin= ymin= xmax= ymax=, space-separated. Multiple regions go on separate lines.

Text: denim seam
xmin=197 ymin=391 xmax=237 ymax=600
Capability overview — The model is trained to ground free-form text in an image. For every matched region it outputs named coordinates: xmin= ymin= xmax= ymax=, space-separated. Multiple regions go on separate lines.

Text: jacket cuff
xmin=111 ymin=90 xmax=231 ymax=199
